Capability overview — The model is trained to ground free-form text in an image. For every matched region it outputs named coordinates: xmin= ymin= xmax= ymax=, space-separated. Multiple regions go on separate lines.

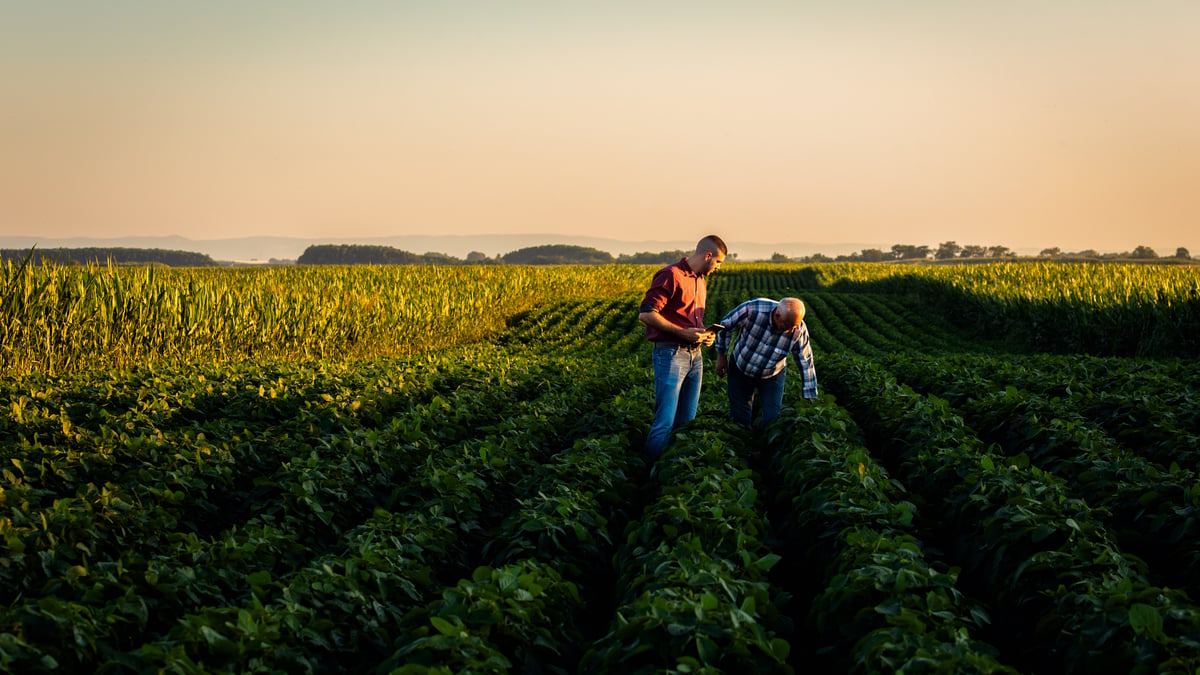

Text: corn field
xmin=0 ymin=259 xmax=651 ymax=377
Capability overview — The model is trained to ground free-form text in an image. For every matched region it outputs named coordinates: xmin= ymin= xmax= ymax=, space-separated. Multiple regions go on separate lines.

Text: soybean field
xmin=2 ymin=260 xmax=1200 ymax=674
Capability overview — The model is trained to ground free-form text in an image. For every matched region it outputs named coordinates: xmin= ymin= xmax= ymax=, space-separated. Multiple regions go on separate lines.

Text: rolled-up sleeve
xmin=639 ymin=268 xmax=674 ymax=313
xmin=792 ymin=324 xmax=819 ymax=398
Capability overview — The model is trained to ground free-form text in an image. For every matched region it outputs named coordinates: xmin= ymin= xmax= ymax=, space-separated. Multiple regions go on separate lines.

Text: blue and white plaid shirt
xmin=713 ymin=298 xmax=818 ymax=398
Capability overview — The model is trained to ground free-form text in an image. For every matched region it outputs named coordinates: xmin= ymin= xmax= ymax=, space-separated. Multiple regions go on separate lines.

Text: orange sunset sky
xmin=2 ymin=1 xmax=1198 ymax=256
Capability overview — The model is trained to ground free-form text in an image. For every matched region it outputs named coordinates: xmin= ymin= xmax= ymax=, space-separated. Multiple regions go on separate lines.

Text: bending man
xmin=638 ymin=235 xmax=727 ymax=460
xmin=713 ymin=297 xmax=818 ymax=430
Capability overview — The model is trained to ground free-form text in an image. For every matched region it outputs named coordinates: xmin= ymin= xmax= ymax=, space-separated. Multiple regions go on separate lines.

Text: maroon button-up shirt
xmin=640 ymin=258 xmax=706 ymax=343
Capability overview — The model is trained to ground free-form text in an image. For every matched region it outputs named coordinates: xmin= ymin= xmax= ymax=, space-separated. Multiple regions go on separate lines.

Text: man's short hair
xmin=696 ymin=235 xmax=727 ymax=256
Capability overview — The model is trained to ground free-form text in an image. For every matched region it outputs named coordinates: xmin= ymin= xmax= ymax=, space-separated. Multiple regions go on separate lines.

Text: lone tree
xmin=987 ymin=245 xmax=1012 ymax=258
xmin=1130 ymin=245 xmax=1158 ymax=259
xmin=1039 ymin=247 xmax=1062 ymax=257
xmin=1175 ymin=247 xmax=1190 ymax=259
xmin=858 ymin=248 xmax=885 ymax=262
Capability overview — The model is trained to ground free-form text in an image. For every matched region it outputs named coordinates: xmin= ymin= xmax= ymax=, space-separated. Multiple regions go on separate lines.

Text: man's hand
xmin=640 ymin=313 xmax=714 ymax=347
xmin=715 ymin=352 xmax=728 ymax=377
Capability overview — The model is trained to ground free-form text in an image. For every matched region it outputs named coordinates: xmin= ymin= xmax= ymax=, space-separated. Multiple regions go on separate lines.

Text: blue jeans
xmin=644 ymin=343 xmax=704 ymax=459
xmin=727 ymin=360 xmax=786 ymax=430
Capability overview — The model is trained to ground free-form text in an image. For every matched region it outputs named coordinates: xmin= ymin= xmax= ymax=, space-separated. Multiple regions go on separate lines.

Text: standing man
xmin=638 ymin=235 xmax=727 ymax=460
xmin=713 ymin=297 xmax=818 ymax=431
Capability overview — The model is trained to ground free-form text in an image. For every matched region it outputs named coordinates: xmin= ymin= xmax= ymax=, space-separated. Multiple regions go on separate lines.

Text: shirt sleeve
xmin=639 ymin=267 xmax=675 ymax=313
xmin=792 ymin=322 xmax=819 ymax=398
xmin=712 ymin=302 xmax=748 ymax=354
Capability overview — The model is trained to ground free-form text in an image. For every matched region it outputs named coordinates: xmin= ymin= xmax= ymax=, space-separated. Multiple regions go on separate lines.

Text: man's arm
xmin=791 ymin=323 xmax=819 ymax=399
xmin=638 ymin=310 xmax=711 ymax=345
xmin=712 ymin=302 xmax=750 ymax=355
xmin=715 ymin=351 xmax=729 ymax=377
xmin=712 ymin=302 xmax=752 ymax=378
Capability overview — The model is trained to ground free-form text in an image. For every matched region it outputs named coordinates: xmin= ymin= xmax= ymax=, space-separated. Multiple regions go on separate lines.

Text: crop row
xmin=0 ymin=346 xmax=548 ymax=606
xmin=878 ymin=351 xmax=1200 ymax=457
xmin=879 ymin=353 xmax=1200 ymax=598
xmin=0 ymin=346 xmax=640 ymax=671
xmin=822 ymin=353 xmax=1200 ymax=673
xmin=765 ymin=397 xmax=1016 ymax=673
xmin=583 ymin=415 xmax=792 ymax=673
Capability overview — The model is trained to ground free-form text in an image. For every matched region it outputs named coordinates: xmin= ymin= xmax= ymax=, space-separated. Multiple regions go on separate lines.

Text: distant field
xmin=2 ymin=262 xmax=1199 ymax=673
xmin=0 ymin=262 xmax=651 ymax=377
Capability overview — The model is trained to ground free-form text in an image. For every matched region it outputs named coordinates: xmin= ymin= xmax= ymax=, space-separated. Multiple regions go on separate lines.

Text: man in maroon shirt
xmin=638 ymin=235 xmax=727 ymax=460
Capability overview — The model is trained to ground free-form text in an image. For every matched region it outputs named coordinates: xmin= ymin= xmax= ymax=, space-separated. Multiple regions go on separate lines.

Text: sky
xmin=2 ymin=1 xmax=1199 ymax=256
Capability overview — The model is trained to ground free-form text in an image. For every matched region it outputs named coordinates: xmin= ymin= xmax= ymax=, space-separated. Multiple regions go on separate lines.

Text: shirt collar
xmin=677 ymin=257 xmax=699 ymax=277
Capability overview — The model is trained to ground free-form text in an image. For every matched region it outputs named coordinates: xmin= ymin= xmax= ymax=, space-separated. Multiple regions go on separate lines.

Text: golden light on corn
xmin=0 ymin=260 xmax=652 ymax=377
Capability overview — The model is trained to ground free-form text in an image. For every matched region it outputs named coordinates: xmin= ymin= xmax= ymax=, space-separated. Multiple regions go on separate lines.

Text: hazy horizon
xmin=3 ymin=2 xmax=1198 ymax=255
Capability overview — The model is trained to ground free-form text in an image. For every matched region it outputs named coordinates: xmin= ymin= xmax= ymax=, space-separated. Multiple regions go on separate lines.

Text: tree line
xmin=773 ymin=242 xmax=1192 ymax=263
xmin=4 ymin=242 xmax=1191 ymax=268
xmin=296 ymin=244 xmax=690 ymax=266
xmin=0 ymin=247 xmax=217 ymax=267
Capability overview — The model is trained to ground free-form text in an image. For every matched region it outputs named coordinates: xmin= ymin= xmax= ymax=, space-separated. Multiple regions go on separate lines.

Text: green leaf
xmin=740 ymin=596 xmax=757 ymax=615
xmin=430 ymin=616 xmax=460 ymax=636
xmin=498 ymin=570 xmax=519 ymax=593
xmin=771 ymin=637 xmax=791 ymax=661
xmin=755 ymin=553 xmax=782 ymax=572
xmin=875 ymin=599 xmax=902 ymax=616
xmin=1030 ymin=524 xmax=1057 ymax=543
xmin=199 ymin=625 xmax=227 ymax=646
xmin=700 ymin=593 xmax=719 ymax=612
xmin=1129 ymin=603 xmax=1165 ymax=641
xmin=246 ymin=571 xmax=271 ymax=587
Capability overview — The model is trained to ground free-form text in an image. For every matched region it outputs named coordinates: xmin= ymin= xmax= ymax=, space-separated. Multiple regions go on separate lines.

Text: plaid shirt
xmin=713 ymin=298 xmax=818 ymax=398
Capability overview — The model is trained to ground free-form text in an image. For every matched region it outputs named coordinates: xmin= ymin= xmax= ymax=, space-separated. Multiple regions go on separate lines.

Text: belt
xmin=653 ymin=341 xmax=702 ymax=352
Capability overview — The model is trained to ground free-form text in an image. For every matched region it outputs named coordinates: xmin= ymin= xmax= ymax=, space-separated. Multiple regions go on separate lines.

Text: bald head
xmin=771 ymin=298 xmax=805 ymax=331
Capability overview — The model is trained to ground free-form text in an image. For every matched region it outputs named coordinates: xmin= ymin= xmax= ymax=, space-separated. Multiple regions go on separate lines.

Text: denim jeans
xmin=727 ymin=359 xmax=786 ymax=430
xmin=644 ymin=343 xmax=704 ymax=460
